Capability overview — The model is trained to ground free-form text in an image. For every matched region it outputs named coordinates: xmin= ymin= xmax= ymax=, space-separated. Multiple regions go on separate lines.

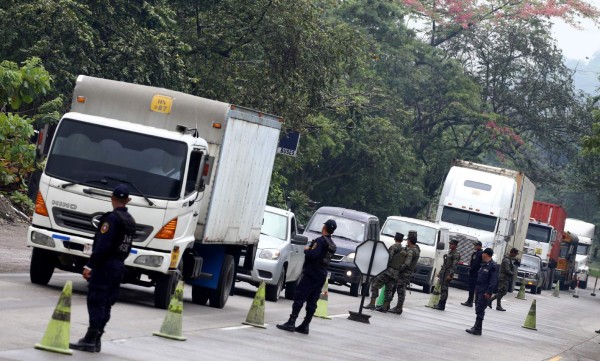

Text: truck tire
xmin=559 ymin=280 xmax=569 ymax=291
xmin=545 ymin=271 xmax=554 ymax=290
xmin=209 ymin=254 xmax=234 ymax=309
xmin=191 ymin=285 xmax=210 ymax=305
xmin=579 ymin=280 xmax=587 ymax=289
xmin=30 ymin=248 xmax=56 ymax=285
xmin=154 ymin=272 xmax=178 ymax=309
xmin=424 ymin=270 xmax=436 ymax=294
xmin=530 ymin=285 xmax=537 ymax=294
xmin=284 ymin=278 xmax=298 ymax=300
xmin=266 ymin=269 xmax=285 ymax=302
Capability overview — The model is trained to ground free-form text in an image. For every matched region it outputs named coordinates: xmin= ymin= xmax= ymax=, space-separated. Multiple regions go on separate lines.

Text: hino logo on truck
xmin=52 ymin=200 xmax=77 ymax=210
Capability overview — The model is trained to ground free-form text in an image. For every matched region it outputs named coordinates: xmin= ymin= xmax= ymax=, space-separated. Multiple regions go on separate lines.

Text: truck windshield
xmin=577 ymin=244 xmax=590 ymax=255
xmin=261 ymin=211 xmax=287 ymax=241
xmin=307 ymin=214 xmax=366 ymax=243
xmin=46 ymin=118 xmax=187 ymax=200
xmin=381 ymin=220 xmax=438 ymax=246
xmin=526 ymin=223 xmax=551 ymax=243
xmin=440 ymin=207 xmax=497 ymax=232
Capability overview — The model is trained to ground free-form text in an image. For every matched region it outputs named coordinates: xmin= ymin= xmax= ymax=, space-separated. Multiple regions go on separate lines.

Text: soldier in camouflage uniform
xmin=388 ymin=231 xmax=420 ymax=315
xmin=364 ymin=233 xmax=405 ymax=311
xmin=488 ymin=248 xmax=518 ymax=311
xmin=432 ymin=239 xmax=460 ymax=311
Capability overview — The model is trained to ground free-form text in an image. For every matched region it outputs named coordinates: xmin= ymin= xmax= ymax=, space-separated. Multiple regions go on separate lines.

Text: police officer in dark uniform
xmin=466 ymin=247 xmax=497 ymax=336
xmin=277 ymin=219 xmax=337 ymax=335
xmin=461 ymin=240 xmax=483 ymax=307
xmin=71 ymin=184 xmax=136 ymax=352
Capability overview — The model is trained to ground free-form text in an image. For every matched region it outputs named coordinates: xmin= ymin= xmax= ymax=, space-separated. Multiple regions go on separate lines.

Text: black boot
xmin=70 ymin=328 xmax=100 ymax=352
xmin=461 ymin=301 xmax=473 ymax=307
xmin=466 ymin=318 xmax=483 ymax=336
xmin=376 ymin=300 xmax=391 ymax=313
xmin=364 ymin=297 xmax=377 ymax=310
xmin=488 ymin=295 xmax=496 ymax=309
xmin=95 ymin=329 xmax=104 ymax=352
xmin=295 ymin=314 xmax=313 ymax=335
xmin=432 ymin=300 xmax=446 ymax=311
xmin=276 ymin=314 xmax=298 ymax=332
xmin=496 ymin=297 xmax=506 ymax=311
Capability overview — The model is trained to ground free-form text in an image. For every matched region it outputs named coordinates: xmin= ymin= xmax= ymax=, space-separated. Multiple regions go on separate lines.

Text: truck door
xmin=288 ymin=215 xmax=305 ymax=280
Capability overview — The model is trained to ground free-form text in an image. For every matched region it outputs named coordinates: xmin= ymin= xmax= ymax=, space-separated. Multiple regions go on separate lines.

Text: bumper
xmin=327 ymin=262 xmax=362 ymax=285
xmin=516 ymin=277 xmax=539 ymax=289
xmin=28 ymin=226 xmax=173 ymax=274
xmin=411 ymin=264 xmax=433 ymax=286
xmin=236 ymin=256 xmax=283 ymax=286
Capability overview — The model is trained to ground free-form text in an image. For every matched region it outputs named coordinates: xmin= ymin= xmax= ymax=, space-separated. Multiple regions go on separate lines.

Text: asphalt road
xmin=1 ymin=270 xmax=600 ymax=361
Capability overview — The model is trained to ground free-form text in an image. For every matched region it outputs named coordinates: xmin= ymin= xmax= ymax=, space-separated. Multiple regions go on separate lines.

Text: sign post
xmin=348 ymin=239 xmax=389 ymax=324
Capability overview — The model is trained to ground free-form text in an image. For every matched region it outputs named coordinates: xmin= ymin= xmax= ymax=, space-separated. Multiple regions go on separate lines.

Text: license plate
xmin=453 ymin=273 xmax=458 ymax=279
xmin=83 ymin=243 xmax=92 ymax=256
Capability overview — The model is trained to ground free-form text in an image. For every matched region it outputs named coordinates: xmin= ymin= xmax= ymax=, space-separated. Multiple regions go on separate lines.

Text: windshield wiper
xmin=61 ymin=178 xmax=108 ymax=189
xmin=334 ymin=235 xmax=360 ymax=242
xmin=381 ymin=232 xmax=395 ymax=237
xmin=106 ymin=176 xmax=154 ymax=206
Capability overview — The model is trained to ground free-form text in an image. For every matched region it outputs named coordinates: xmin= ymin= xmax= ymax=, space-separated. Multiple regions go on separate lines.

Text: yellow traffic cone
xmin=522 ymin=299 xmax=537 ymax=330
xmin=552 ymin=281 xmax=560 ymax=298
xmin=35 ymin=280 xmax=73 ymax=355
xmin=516 ymin=280 xmax=526 ymax=300
xmin=425 ymin=280 xmax=441 ymax=308
xmin=315 ymin=277 xmax=332 ymax=320
xmin=375 ymin=285 xmax=386 ymax=307
xmin=242 ymin=281 xmax=266 ymax=328
xmin=153 ymin=281 xmax=186 ymax=341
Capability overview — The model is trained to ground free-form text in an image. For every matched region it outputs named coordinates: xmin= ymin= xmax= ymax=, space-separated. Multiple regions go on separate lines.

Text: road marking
xmin=221 ymin=325 xmax=265 ymax=330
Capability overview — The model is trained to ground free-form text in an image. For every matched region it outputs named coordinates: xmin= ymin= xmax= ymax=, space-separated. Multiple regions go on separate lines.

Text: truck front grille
xmin=450 ymin=233 xmax=479 ymax=266
xmin=52 ymin=208 xmax=154 ymax=243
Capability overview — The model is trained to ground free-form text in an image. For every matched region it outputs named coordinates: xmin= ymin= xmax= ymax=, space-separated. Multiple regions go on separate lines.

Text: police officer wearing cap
xmin=71 ymin=184 xmax=136 ymax=352
xmin=461 ymin=240 xmax=483 ymax=307
xmin=433 ymin=238 xmax=461 ymax=311
xmin=277 ymin=219 xmax=337 ymax=335
xmin=466 ymin=247 xmax=497 ymax=335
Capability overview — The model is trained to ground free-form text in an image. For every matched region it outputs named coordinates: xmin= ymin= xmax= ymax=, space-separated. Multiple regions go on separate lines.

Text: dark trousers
xmin=467 ymin=274 xmax=477 ymax=302
xmin=292 ymin=273 xmax=326 ymax=317
xmin=475 ymin=291 xmax=487 ymax=321
xmin=87 ymin=260 xmax=124 ymax=330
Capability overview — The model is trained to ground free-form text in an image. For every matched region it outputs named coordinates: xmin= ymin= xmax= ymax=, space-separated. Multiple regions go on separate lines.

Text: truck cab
xmin=380 ymin=216 xmax=449 ymax=293
xmin=565 ymin=218 xmax=596 ymax=289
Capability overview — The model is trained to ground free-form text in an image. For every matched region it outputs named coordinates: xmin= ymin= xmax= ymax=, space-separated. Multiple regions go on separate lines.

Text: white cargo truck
xmin=27 ymin=75 xmax=282 ymax=309
xmin=380 ymin=216 xmax=449 ymax=293
xmin=435 ymin=160 xmax=536 ymax=287
xmin=565 ymin=218 xmax=595 ymax=289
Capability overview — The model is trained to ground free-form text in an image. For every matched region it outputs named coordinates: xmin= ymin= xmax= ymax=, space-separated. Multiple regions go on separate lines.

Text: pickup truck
xmin=237 ymin=206 xmax=308 ymax=301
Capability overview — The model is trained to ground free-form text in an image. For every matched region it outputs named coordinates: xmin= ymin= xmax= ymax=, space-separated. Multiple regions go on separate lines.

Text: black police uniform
xmin=468 ymin=258 xmax=497 ymax=335
xmin=87 ymin=207 xmax=136 ymax=331
xmin=465 ymin=248 xmax=483 ymax=304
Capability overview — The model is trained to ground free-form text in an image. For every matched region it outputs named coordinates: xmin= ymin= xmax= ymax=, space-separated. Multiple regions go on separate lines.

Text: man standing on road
xmin=388 ymin=231 xmax=420 ymax=315
xmin=70 ymin=184 xmax=136 ymax=352
xmin=432 ymin=239 xmax=460 ymax=311
xmin=488 ymin=248 xmax=519 ymax=311
xmin=364 ymin=232 xmax=405 ymax=311
xmin=277 ymin=219 xmax=337 ymax=335
xmin=461 ymin=241 xmax=483 ymax=307
xmin=466 ymin=247 xmax=497 ymax=336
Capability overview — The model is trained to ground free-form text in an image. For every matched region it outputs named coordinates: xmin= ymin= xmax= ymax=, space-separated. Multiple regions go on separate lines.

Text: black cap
xmin=112 ymin=184 xmax=130 ymax=199
xmin=324 ymin=219 xmax=337 ymax=233
xmin=510 ymin=247 xmax=519 ymax=255
xmin=483 ymin=248 xmax=493 ymax=256
xmin=449 ymin=239 xmax=459 ymax=245
xmin=394 ymin=232 xmax=404 ymax=241
xmin=473 ymin=240 xmax=482 ymax=246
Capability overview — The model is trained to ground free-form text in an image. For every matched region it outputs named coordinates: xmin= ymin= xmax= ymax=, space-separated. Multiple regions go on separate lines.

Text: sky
xmin=551 ymin=1 xmax=600 ymax=61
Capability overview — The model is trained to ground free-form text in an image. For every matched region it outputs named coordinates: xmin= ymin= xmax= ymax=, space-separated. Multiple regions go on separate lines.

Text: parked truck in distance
xmin=237 ymin=206 xmax=308 ymax=301
xmin=525 ymin=201 xmax=567 ymax=289
xmin=380 ymin=216 xmax=449 ymax=294
xmin=435 ymin=160 xmax=535 ymax=288
xmin=565 ymin=218 xmax=596 ymax=289
xmin=27 ymin=75 xmax=282 ymax=309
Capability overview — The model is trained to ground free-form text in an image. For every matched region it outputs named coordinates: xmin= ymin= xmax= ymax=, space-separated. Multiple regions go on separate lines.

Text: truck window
xmin=576 ymin=244 xmax=590 ymax=255
xmin=185 ymin=151 xmax=203 ymax=196
xmin=526 ymin=223 xmax=552 ymax=243
xmin=440 ymin=207 xmax=496 ymax=232
xmin=46 ymin=118 xmax=187 ymax=200
xmin=464 ymin=180 xmax=492 ymax=191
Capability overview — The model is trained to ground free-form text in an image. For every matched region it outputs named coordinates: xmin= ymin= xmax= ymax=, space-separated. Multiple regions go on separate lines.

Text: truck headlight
xmin=134 ymin=255 xmax=164 ymax=267
xmin=259 ymin=249 xmax=280 ymax=260
xmin=30 ymin=231 xmax=55 ymax=247
xmin=342 ymin=252 xmax=356 ymax=262
xmin=417 ymin=257 xmax=434 ymax=267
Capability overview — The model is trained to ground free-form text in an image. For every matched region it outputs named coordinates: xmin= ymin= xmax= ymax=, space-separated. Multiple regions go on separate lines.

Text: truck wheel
xmin=209 ymin=254 xmax=234 ymax=309
xmin=350 ymin=282 xmax=360 ymax=297
xmin=559 ymin=281 xmax=569 ymax=291
xmin=154 ymin=272 xmax=178 ymax=309
xmin=284 ymin=279 xmax=298 ymax=300
xmin=537 ymin=284 xmax=542 ymax=294
xmin=266 ymin=269 xmax=285 ymax=302
xmin=192 ymin=285 xmax=210 ymax=305
xmin=530 ymin=285 xmax=537 ymax=294
xmin=30 ymin=248 xmax=56 ymax=285
xmin=546 ymin=271 xmax=554 ymax=290
xmin=579 ymin=280 xmax=587 ymax=289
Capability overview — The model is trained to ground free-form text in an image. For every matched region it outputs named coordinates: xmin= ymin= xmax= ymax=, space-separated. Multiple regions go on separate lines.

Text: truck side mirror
xmin=436 ymin=241 xmax=445 ymax=250
xmin=292 ymin=234 xmax=308 ymax=246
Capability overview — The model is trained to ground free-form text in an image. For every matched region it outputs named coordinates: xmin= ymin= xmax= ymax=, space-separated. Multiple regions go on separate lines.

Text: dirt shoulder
xmin=0 ymin=195 xmax=32 ymax=273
